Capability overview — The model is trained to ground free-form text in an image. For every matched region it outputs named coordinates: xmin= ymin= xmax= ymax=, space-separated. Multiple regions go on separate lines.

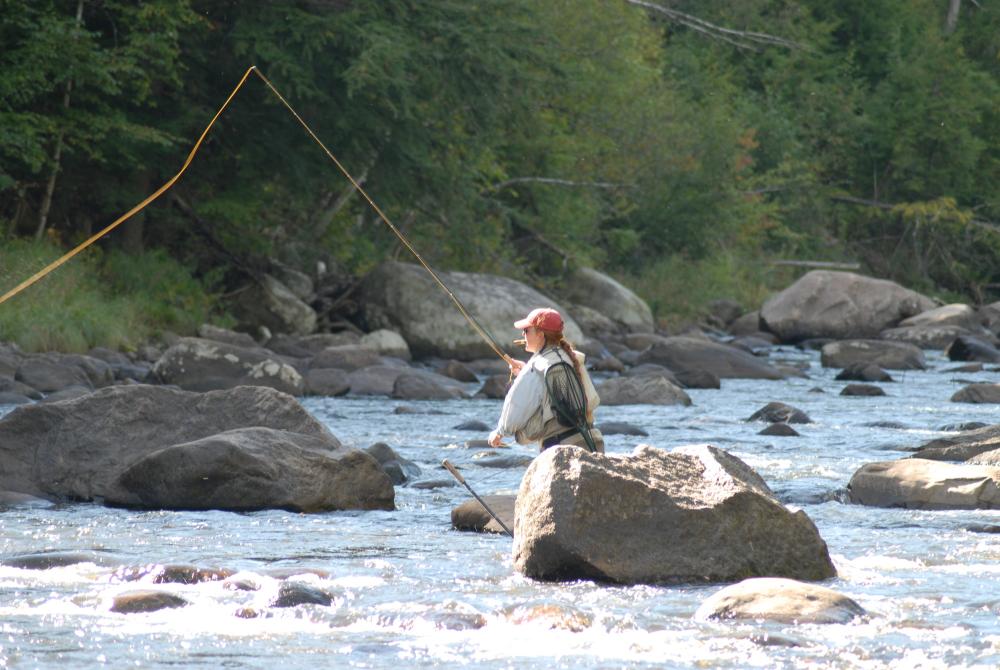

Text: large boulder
xmin=360 ymin=329 xmax=411 ymax=361
xmin=359 ymin=261 xmax=584 ymax=360
xmin=153 ymin=337 xmax=304 ymax=395
xmin=596 ymin=376 xmax=692 ymax=406
xmin=951 ymin=383 xmax=1000 ymax=404
xmin=820 ymin=340 xmax=925 ymax=370
xmin=898 ymin=303 xmax=980 ymax=331
xmin=15 ymin=353 xmax=114 ymax=393
xmin=912 ymin=424 xmax=1000 ymax=462
xmin=114 ymin=427 xmax=393 ymax=512
xmin=233 ymin=274 xmax=317 ymax=336
xmin=945 ymin=335 xmax=1000 ymax=363
xmin=558 ymin=268 xmax=654 ymax=334
xmin=760 ymin=271 xmax=935 ymax=342
xmin=880 ymin=325 xmax=978 ymax=350
xmin=512 ymin=445 xmax=836 ymax=584
xmin=0 ymin=384 xmax=337 ymax=505
xmin=637 ymin=337 xmax=786 ymax=380
xmin=848 ymin=459 xmax=1000 ymax=509
xmin=695 ymin=578 xmax=865 ymax=625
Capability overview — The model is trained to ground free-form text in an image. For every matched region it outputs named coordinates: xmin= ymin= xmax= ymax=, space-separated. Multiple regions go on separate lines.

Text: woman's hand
xmin=488 ymin=430 xmax=505 ymax=447
xmin=505 ymin=355 xmax=525 ymax=376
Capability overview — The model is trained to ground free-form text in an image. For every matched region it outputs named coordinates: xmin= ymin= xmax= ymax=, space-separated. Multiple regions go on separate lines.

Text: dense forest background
xmin=2 ymin=0 xmax=999 ymax=350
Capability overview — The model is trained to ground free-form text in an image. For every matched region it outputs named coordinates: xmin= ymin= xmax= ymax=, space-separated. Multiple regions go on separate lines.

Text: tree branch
xmin=488 ymin=176 xmax=628 ymax=192
xmin=625 ymin=0 xmax=811 ymax=52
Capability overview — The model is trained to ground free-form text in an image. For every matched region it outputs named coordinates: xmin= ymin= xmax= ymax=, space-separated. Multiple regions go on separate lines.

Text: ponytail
xmin=542 ymin=330 xmax=585 ymax=384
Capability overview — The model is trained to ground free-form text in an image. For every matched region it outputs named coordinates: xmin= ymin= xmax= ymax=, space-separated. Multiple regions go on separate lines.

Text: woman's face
xmin=522 ymin=326 xmax=545 ymax=353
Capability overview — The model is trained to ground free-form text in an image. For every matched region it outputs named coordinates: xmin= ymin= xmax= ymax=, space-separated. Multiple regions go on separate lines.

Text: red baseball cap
xmin=514 ymin=307 xmax=564 ymax=332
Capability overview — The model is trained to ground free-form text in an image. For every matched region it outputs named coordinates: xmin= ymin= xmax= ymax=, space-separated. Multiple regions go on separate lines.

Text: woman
xmin=488 ymin=308 xmax=604 ymax=453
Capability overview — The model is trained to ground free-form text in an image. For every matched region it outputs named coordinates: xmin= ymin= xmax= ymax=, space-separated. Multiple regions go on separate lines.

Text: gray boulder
xmin=512 ymin=445 xmax=836 ymax=584
xmin=153 ymin=338 xmax=304 ymax=395
xmin=746 ymin=402 xmax=812 ymax=424
xmin=0 ymin=384 xmax=334 ymax=504
xmin=304 ymin=368 xmax=350 ymax=396
xmin=952 ymin=383 xmax=1000 ymax=404
xmin=197 ymin=324 xmax=259 ymax=349
xmin=945 ymin=335 xmax=1000 ymax=363
xmin=114 ymin=427 xmax=394 ymax=512
xmin=311 ymin=345 xmax=383 ymax=371
xmin=559 ymin=267 xmax=654 ymax=334
xmin=346 ymin=365 xmax=410 ymax=396
xmin=695 ymin=578 xmax=865 ymax=625
xmin=451 ymin=494 xmax=515 ymax=534
xmin=366 ymin=442 xmax=421 ymax=485
xmin=760 ymin=271 xmax=934 ymax=342
xmin=392 ymin=372 xmax=467 ymax=400
xmin=880 ymin=325 xmax=976 ymax=350
xmin=899 ymin=303 xmax=980 ymax=330
xmin=359 ymin=261 xmax=584 ymax=360
xmin=820 ymin=340 xmax=925 ymax=370
xmin=476 ymin=374 xmax=510 ymax=399
xmin=848 ymin=459 xmax=1000 ymax=509
xmin=596 ymin=376 xmax=692 ymax=406
xmin=911 ymin=424 xmax=1000 ymax=462
xmin=840 ymin=384 xmax=886 ymax=397
xmin=835 ymin=363 xmax=893 ymax=382
xmin=267 ymin=332 xmax=360 ymax=357
xmin=360 ymin=329 xmax=412 ymax=361
xmin=15 ymin=353 xmax=113 ymax=393
xmin=637 ymin=337 xmax=786 ymax=380
xmin=111 ymin=590 xmax=188 ymax=614
xmin=233 ymin=273 xmax=317 ymax=336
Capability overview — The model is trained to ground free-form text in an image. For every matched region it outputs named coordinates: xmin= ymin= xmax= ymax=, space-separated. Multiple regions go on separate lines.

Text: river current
xmin=2 ymin=346 xmax=999 ymax=669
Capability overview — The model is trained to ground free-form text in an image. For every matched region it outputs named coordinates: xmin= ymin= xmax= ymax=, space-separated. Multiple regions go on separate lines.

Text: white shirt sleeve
xmin=492 ymin=362 xmax=544 ymax=438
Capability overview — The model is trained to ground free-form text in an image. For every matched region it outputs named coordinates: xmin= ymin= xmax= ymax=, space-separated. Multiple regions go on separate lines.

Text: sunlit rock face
xmin=359 ymin=261 xmax=584 ymax=360
xmin=761 ymin=270 xmax=934 ymax=342
xmin=513 ymin=444 xmax=836 ymax=584
xmin=695 ymin=577 xmax=866 ymax=625
xmin=848 ymin=459 xmax=1000 ymax=509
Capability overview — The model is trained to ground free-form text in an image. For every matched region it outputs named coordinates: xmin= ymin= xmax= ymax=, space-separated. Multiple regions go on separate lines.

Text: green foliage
xmin=3 ymin=0 xmax=1000 ymax=337
xmin=629 ymin=250 xmax=787 ymax=328
xmin=0 ymin=239 xmax=220 ymax=352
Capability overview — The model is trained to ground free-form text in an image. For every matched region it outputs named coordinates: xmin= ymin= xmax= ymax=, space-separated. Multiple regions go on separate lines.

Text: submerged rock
xmin=759 ymin=423 xmax=800 ymax=437
xmin=951 ymin=383 xmax=1000 ymax=404
xmin=271 ymin=581 xmax=334 ymax=608
xmin=111 ymin=590 xmax=188 ymax=614
xmin=512 ymin=445 xmax=836 ymax=584
xmin=696 ymin=577 xmax=865 ymax=624
xmin=746 ymin=402 xmax=812 ymax=424
xmin=451 ymin=494 xmax=515 ymax=534
xmin=366 ymin=442 xmax=421 ymax=485
xmin=848 ymin=459 xmax=1000 ymax=509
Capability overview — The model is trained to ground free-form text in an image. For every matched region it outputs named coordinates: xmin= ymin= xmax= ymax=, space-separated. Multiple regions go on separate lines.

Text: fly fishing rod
xmin=0 ymin=66 xmax=516 ymax=369
xmin=442 ymin=459 xmax=513 ymax=538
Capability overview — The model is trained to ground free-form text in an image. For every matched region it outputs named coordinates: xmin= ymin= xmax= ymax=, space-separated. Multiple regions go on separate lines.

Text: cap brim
xmin=513 ymin=317 xmax=532 ymax=329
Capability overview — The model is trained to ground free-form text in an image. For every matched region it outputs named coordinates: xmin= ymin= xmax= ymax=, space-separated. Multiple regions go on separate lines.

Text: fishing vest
xmin=514 ymin=347 xmax=599 ymax=445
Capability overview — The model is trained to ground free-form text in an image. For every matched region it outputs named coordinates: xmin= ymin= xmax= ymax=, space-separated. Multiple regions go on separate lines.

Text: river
xmin=2 ymin=346 xmax=999 ymax=669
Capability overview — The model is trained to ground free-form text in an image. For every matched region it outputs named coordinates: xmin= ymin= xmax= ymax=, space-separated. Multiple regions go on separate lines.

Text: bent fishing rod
xmin=0 ymin=66 xmax=515 ymax=367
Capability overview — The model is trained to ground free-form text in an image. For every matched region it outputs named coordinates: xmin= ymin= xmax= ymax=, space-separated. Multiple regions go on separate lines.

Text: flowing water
xmin=2 ymin=347 xmax=1000 ymax=669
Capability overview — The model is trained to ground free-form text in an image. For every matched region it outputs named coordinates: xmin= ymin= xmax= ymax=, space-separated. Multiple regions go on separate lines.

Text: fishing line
xmin=1 ymin=66 xmax=513 ymax=364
